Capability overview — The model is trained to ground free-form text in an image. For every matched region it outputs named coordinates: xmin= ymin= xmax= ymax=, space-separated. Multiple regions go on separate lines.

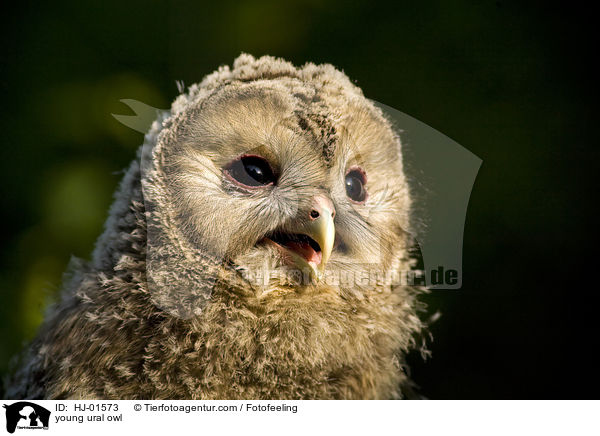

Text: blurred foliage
xmin=1 ymin=1 xmax=595 ymax=397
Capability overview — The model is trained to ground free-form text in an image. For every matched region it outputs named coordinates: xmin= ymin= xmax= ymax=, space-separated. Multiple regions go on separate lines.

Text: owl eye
xmin=224 ymin=155 xmax=277 ymax=187
xmin=345 ymin=167 xmax=367 ymax=203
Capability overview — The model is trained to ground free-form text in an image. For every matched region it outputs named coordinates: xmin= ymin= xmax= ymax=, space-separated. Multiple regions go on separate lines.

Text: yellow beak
xmin=289 ymin=204 xmax=335 ymax=282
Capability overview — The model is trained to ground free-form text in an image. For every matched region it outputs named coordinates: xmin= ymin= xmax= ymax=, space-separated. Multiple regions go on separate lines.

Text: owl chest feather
xmin=28 ymin=273 xmax=408 ymax=400
xmin=136 ymin=281 xmax=408 ymax=399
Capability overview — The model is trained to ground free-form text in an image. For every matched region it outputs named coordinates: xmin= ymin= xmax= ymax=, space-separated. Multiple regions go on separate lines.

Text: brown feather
xmin=5 ymin=54 xmax=426 ymax=400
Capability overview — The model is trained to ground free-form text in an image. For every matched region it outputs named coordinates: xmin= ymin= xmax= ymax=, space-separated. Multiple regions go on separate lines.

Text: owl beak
xmin=262 ymin=196 xmax=336 ymax=283
xmin=302 ymin=197 xmax=336 ymax=281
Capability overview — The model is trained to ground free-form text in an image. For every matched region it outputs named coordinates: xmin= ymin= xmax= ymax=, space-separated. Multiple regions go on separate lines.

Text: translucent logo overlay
xmin=114 ymin=97 xmax=480 ymax=318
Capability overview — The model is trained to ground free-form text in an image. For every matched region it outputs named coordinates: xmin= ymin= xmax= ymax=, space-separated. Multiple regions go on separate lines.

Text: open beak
xmin=301 ymin=204 xmax=335 ymax=279
xmin=286 ymin=203 xmax=335 ymax=281
xmin=263 ymin=196 xmax=336 ymax=283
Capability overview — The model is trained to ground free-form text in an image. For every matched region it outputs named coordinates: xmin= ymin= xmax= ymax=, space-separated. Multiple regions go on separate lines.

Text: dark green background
xmin=1 ymin=1 xmax=595 ymax=398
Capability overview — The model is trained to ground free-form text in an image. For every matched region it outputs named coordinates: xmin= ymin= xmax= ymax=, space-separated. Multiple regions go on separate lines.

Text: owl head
xmin=126 ymin=54 xmax=414 ymax=318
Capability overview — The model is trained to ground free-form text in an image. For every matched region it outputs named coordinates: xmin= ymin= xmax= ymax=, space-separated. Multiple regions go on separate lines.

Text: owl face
xmin=157 ymin=80 xmax=411 ymax=297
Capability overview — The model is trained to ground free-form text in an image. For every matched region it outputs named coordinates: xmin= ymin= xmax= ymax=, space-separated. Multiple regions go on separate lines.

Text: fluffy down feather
xmin=5 ymin=54 xmax=426 ymax=399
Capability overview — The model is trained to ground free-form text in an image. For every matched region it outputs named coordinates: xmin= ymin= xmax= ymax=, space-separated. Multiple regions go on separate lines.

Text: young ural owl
xmin=6 ymin=54 xmax=426 ymax=400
